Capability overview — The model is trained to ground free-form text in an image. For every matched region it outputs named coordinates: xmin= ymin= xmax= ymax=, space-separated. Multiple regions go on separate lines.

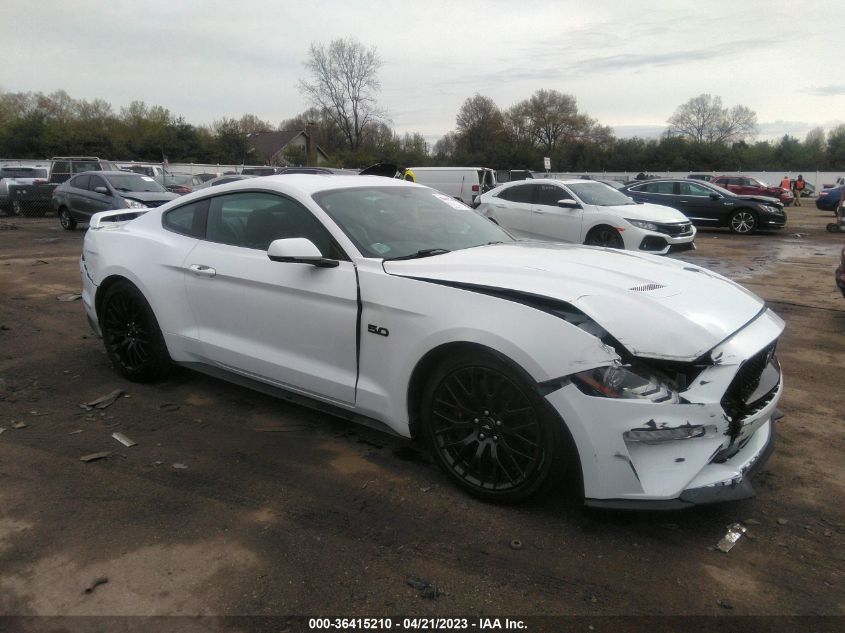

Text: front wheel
xmin=421 ymin=350 xmax=571 ymax=503
xmin=729 ymin=209 xmax=758 ymax=234
xmin=584 ymin=225 xmax=625 ymax=249
xmin=101 ymin=281 xmax=173 ymax=382
xmin=59 ymin=208 xmax=77 ymax=231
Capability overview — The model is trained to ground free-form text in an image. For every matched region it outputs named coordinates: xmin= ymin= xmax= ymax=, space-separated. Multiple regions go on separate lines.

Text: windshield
xmin=161 ymin=174 xmax=193 ymax=186
xmin=312 ymin=186 xmax=513 ymax=259
xmin=706 ymin=182 xmax=736 ymax=197
xmin=567 ymin=181 xmax=636 ymax=206
xmin=104 ymin=173 xmax=167 ymax=192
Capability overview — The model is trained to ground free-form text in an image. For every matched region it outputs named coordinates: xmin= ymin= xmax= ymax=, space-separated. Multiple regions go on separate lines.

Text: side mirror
xmin=267 ymin=238 xmax=338 ymax=268
xmin=709 ymin=193 xmax=722 ymax=200
xmin=558 ymin=198 xmax=579 ymax=208
xmin=93 ymin=186 xmax=109 ymax=195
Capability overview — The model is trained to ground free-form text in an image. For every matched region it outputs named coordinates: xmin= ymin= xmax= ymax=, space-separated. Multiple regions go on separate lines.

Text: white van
xmin=409 ymin=167 xmax=497 ymax=206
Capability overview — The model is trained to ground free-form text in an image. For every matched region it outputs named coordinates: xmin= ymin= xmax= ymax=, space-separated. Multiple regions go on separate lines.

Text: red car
xmin=711 ymin=175 xmax=794 ymax=206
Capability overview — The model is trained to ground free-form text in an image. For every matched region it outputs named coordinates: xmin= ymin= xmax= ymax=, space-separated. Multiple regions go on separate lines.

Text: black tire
xmin=59 ymin=207 xmax=77 ymax=231
xmin=728 ymin=209 xmax=758 ymax=234
xmin=420 ymin=350 xmax=572 ymax=503
xmin=100 ymin=281 xmax=173 ymax=382
xmin=584 ymin=225 xmax=625 ymax=249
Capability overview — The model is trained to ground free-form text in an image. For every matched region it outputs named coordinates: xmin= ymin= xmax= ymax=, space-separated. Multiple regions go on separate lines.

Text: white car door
xmin=183 ymin=191 xmax=358 ymax=405
xmin=530 ymin=183 xmax=584 ymax=242
xmin=488 ymin=183 xmax=535 ymax=237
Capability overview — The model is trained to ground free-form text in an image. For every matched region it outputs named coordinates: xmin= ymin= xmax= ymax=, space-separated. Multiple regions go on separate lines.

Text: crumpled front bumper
xmin=544 ymin=308 xmax=785 ymax=508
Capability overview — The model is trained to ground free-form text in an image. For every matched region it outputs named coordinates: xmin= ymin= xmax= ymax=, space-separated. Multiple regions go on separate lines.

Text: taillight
xmin=472 ymin=184 xmax=479 ymax=192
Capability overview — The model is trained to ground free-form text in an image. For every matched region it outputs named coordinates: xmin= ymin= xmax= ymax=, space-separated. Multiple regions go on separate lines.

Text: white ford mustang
xmin=80 ymin=175 xmax=784 ymax=508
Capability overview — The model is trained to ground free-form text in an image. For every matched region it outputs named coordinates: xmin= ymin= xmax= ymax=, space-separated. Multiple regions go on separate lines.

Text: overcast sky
xmin=2 ymin=0 xmax=841 ymax=144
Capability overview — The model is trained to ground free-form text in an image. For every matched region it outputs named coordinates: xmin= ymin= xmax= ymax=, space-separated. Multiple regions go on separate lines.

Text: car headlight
xmin=124 ymin=199 xmax=148 ymax=209
xmin=571 ymin=364 xmax=680 ymax=403
xmin=761 ymin=205 xmax=783 ymax=214
xmin=626 ymin=219 xmax=658 ymax=231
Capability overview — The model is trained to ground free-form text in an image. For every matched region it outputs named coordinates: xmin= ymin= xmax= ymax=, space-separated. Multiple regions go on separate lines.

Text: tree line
xmin=2 ymin=37 xmax=844 ymax=172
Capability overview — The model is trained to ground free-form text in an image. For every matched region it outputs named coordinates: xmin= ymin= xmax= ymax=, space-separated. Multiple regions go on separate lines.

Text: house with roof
xmin=246 ymin=129 xmax=330 ymax=166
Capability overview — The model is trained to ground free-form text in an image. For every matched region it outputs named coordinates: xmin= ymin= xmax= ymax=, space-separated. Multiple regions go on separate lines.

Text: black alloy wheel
xmin=422 ymin=351 xmax=568 ymax=502
xmin=101 ymin=282 xmax=172 ymax=382
xmin=585 ymin=226 xmax=625 ymax=249
xmin=59 ymin=208 xmax=77 ymax=231
xmin=729 ymin=209 xmax=758 ymax=234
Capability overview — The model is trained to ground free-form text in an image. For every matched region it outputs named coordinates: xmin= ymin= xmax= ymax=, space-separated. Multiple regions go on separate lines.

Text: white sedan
xmin=80 ymin=175 xmax=782 ymax=508
xmin=475 ymin=179 xmax=696 ymax=254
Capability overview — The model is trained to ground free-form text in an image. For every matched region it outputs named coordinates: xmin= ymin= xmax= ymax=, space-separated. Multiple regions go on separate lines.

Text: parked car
xmin=836 ymin=247 xmax=845 ymax=298
xmin=52 ymin=171 xmax=178 ymax=230
xmin=815 ymin=185 xmax=843 ymax=212
xmin=195 ymin=173 xmax=219 ymax=183
xmin=157 ymin=173 xmax=206 ymax=194
xmin=122 ymin=164 xmax=169 ymax=179
xmin=710 ymin=175 xmax=794 ymax=206
xmin=49 ymin=157 xmax=121 ymax=184
xmin=687 ymin=174 xmax=714 ymax=182
xmin=241 ymin=167 xmax=277 ymax=176
xmin=275 ymin=167 xmax=355 ymax=175
xmin=190 ymin=174 xmax=257 ymax=191
xmin=0 ymin=166 xmax=50 ymax=214
xmin=476 ymin=179 xmax=696 ymax=254
xmin=408 ymin=167 xmax=497 ymax=206
xmin=619 ymin=178 xmax=786 ymax=234
xmin=80 ymin=174 xmax=784 ymax=507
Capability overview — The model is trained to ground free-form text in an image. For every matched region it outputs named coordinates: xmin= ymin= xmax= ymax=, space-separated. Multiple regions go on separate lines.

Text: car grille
xmin=655 ymin=222 xmax=693 ymax=236
xmin=720 ymin=342 xmax=780 ymax=439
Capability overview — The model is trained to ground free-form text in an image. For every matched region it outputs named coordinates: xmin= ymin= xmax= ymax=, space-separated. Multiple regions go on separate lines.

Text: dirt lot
xmin=0 ymin=207 xmax=843 ymax=628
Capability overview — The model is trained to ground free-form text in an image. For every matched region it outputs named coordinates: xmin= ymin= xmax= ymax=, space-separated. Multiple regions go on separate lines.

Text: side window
xmin=163 ymin=199 xmax=209 ymax=238
xmin=643 ymin=182 xmax=675 ymax=194
xmin=496 ymin=187 xmax=510 ymax=201
xmin=88 ymin=175 xmax=107 ymax=192
xmin=206 ymin=191 xmax=340 ymax=257
xmin=679 ymin=182 xmax=711 ymax=196
xmin=70 ymin=175 xmax=90 ymax=190
xmin=508 ymin=184 xmax=535 ymax=204
xmin=73 ymin=161 xmax=100 ymax=173
xmin=537 ymin=184 xmax=565 ymax=206
xmin=52 ymin=161 xmax=70 ymax=175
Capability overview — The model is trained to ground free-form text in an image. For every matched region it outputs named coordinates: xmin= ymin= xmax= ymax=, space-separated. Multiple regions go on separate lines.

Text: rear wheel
xmin=584 ymin=225 xmax=625 ymax=249
xmin=729 ymin=209 xmax=757 ymax=234
xmin=421 ymin=350 xmax=571 ymax=503
xmin=101 ymin=281 xmax=172 ymax=382
xmin=59 ymin=207 xmax=77 ymax=231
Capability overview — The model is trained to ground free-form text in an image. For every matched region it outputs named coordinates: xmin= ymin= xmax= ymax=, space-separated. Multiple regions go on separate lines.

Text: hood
xmin=383 ymin=242 xmax=764 ymax=361
xmin=120 ymin=191 xmax=179 ymax=202
xmin=613 ymin=201 xmax=689 ymax=223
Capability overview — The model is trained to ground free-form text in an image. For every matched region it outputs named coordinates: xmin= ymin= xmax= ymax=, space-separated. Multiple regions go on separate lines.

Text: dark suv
xmin=49 ymin=157 xmax=120 ymax=184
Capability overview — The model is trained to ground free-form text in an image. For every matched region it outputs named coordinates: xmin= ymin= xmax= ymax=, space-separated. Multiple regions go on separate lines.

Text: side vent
xmin=629 ymin=283 xmax=666 ymax=292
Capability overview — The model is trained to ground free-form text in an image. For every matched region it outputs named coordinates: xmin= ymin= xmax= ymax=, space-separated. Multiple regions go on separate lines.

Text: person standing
xmin=793 ymin=175 xmax=805 ymax=207
xmin=780 ymin=174 xmax=791 ymax=189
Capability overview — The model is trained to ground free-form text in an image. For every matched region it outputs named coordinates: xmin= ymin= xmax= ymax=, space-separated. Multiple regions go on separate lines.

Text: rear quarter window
xmin=163 ymin=199 xmax=210 ymax=238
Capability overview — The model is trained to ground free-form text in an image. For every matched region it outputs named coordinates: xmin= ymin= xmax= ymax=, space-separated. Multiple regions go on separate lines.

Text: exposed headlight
xmin=761 ymin=205 xmax=783 ymax=214
xmin=571 ymin=364 xmax=680 ymax=403
xmin=124 ymin=199 xmax=148 ymax=209
xmin=626 ymin=219 xmax=659 ymax=231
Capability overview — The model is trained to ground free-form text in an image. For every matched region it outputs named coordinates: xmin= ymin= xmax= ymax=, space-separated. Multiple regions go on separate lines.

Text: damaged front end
xmin=544 ymin=306 xmax=784 ymax=508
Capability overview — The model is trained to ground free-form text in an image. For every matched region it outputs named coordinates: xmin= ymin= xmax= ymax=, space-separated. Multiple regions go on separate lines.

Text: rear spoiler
xmin=89 ymin=208 xmax=149 ymax=230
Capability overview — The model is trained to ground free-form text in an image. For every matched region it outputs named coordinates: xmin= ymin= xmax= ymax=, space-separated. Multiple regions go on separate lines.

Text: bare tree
xmin=667 ymin=94 xmax=757 ymax=144
xmin=299 ymin=38 xmax=387 ymax=151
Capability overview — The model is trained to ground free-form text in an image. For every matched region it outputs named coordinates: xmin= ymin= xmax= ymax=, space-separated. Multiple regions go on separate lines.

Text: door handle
xmin=679 ymin=200 xmax=689 ymax=203
xmin=189 ymin=264 xmax=216 ymax=277
xmin=534 ymin=208 xmax=547 ymax=214
xmin=494 ymin=204 xmax=505 ymax=208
